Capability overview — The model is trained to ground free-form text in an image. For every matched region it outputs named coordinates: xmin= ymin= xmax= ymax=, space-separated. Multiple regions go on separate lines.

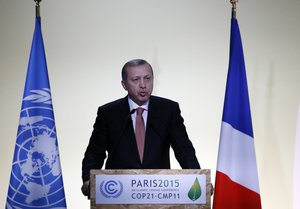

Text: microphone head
xmin=130 ymin=109 xmax=136 ymax=115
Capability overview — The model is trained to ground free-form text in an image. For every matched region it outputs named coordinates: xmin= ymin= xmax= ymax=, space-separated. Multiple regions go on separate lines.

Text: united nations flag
xmin=6 ymin=14 xmax=67 ymax=209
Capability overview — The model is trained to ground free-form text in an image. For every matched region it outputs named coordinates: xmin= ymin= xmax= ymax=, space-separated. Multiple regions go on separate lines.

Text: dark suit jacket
xmin=82 ymin=96 xmax=200 ymax=182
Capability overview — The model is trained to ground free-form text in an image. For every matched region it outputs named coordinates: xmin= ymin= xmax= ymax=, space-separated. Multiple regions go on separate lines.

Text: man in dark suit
xmin=81 ymin=59 xmax=200 ymax=197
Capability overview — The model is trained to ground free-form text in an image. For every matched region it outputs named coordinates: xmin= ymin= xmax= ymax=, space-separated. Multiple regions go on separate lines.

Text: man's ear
xmin=121 ymin=80 xmax=127 ymax=90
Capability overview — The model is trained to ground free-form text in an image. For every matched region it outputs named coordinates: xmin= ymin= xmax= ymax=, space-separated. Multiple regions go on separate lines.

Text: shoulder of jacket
xmin=150 ymin=95 xmax=178 ymax=106
xmin=97 ymin=97 xmax=127 ymax=112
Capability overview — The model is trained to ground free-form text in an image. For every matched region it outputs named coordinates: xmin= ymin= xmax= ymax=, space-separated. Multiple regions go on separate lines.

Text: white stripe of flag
xmin=217 ymin=122 xmax=260 ymax=194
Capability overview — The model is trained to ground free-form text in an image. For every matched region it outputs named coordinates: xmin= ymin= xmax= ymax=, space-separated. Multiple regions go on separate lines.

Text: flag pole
xmin=230 ymin=0 xmax=238 ymax=19
xmin=34 ymin=0 xmax=42 ymax=17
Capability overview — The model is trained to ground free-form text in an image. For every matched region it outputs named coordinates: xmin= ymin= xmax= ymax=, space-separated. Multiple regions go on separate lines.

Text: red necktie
xmin=135 ymin=107 xmax=145 ymax=162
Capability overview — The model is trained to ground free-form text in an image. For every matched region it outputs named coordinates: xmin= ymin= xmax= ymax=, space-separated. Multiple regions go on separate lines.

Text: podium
xmin=90 ymin=169 xmax=211 ymax=209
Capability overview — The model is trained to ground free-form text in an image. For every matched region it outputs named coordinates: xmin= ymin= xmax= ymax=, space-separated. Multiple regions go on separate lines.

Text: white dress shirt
xmin=128 ymin=97 xmax=149 ymax=131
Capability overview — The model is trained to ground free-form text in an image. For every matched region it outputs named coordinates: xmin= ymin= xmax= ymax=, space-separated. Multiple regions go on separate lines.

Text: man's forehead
xmin=127 ymin=65 xmax=153 ymax=75
xmin=129 ymin=72 xmax=153 ymax=78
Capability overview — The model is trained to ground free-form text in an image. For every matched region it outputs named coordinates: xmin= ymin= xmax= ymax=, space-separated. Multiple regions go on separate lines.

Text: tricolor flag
xmin=294 ymin=101 xmax=300 ymax=209
xmin=6 ymin=16 xmax=67 ymax=209
xmin=212 ymin=18 xmax=262 ymax=209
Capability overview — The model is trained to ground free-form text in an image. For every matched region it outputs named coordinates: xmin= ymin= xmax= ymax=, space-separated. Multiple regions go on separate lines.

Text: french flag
xmin=213 ymin=18 xmax=262 ymax=209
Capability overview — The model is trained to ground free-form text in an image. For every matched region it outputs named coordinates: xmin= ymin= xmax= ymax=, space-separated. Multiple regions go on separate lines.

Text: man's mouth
xmin=139 ymin=92 xmax=147 ymax=97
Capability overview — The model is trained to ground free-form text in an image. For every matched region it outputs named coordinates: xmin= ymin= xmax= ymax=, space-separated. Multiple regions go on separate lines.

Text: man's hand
xmin=81 ymin=180 xmax=90 ymax=199
xmin=209 ymin=183 xmax=214 ymax=196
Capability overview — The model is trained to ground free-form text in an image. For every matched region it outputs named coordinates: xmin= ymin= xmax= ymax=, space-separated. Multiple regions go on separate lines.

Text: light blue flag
xmin=6 ymin=16 xmax=67 ymax=209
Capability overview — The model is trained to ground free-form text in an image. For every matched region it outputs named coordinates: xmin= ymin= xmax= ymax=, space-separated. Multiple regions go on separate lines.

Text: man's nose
xmin=139 ymin=80 xmax=146 ymax=88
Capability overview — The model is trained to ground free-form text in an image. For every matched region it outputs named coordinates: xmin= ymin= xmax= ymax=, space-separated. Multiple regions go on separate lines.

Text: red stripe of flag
xmin=214 ymin=171 xmax=262 ymax=209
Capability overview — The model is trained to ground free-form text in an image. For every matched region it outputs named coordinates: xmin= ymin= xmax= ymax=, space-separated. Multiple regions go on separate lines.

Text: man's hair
xmin=121 ymin=59 xmax=153 ymax=81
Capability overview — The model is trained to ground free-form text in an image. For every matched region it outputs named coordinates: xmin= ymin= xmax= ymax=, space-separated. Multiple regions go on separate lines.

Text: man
xmin=81 ymin=59 xmax=200 ymax=197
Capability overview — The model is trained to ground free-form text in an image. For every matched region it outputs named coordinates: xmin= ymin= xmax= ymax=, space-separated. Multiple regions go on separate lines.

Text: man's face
xmin=121 ymin=64 xmax=153 ymax=106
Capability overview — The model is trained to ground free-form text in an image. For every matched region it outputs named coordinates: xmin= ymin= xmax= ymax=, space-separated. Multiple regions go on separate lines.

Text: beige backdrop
xmin=1 ymin=0 xmax=299 ymax=208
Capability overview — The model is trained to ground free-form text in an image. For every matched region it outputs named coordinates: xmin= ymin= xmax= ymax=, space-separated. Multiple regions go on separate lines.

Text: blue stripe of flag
xmin=222 ymin=18 xmax=253 ymax=138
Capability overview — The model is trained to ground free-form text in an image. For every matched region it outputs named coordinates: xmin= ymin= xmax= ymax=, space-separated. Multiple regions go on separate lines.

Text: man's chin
xmin=137 ymin=97 xmax=150 ymax=105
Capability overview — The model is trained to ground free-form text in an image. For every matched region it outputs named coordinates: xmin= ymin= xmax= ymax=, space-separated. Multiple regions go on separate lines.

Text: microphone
xmin=127 ymin=108 xmax=136 ymax=120
xmin=130 ymin=109 xmax=136 ymax=115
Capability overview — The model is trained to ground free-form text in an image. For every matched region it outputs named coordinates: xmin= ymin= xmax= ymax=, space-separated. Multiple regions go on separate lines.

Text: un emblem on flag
xmin=7 ymin=89 xmax=66 ymax=209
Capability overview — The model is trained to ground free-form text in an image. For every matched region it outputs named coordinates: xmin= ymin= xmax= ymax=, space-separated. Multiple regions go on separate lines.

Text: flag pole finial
xmin=34 ymin=0 xmax=42 ymax=17
xmin=230 ymin=0 xmax=238 ymax=19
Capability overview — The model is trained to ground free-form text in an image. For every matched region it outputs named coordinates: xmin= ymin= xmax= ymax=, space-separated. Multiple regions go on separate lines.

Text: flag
xmin=213 ymin=17 xmax=262 ymax=209
xmin=294 ymin=101 xmax=300 ymax=209
xmin=6 ymin=16 xmax=67 ymax=209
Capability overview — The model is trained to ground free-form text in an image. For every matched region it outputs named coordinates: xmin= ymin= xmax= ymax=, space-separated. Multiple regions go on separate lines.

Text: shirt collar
xmin=128 ymin=97 xmax=149 ymax=112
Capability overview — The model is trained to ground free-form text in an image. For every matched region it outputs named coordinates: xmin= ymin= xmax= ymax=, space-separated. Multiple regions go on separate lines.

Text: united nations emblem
xmin=100 ymin=180 xmax=123 ymax=198
xmin=6 ymin=89 xmax=66 ymax=209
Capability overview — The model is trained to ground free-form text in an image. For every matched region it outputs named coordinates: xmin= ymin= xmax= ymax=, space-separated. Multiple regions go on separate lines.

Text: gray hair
xmin=121 ymin=59 xmax=153 ymax=81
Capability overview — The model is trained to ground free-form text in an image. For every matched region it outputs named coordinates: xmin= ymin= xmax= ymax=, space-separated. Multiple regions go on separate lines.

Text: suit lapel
xmin=143 ymin=97 xmax=163 ymax=163
xmin=119 ymin=96 xmax=142 ymax=163
xmin=109 ymin=97 xmax=140 ymax=163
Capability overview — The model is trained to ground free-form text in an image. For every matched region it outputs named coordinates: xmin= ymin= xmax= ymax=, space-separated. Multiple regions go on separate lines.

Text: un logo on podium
xmin=100 ymin=180 xmax=123 ymax=198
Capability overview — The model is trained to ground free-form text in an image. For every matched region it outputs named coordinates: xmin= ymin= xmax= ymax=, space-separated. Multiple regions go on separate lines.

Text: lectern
xmin=90 ymin=169 xmax=211 ymax=209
